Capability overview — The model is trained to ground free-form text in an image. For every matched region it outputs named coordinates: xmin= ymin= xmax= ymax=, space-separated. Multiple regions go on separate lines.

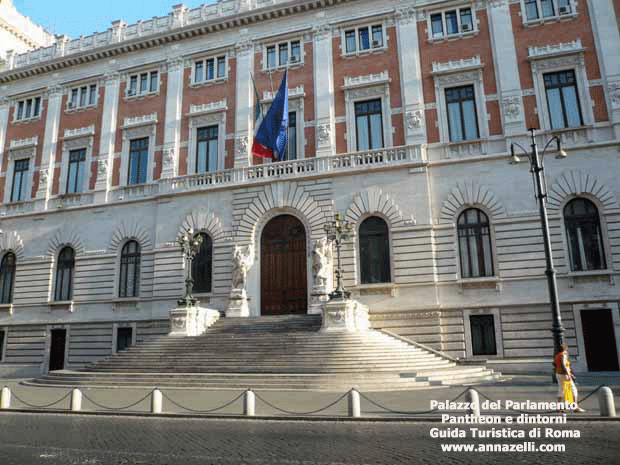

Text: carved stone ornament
xmin=406 ymin=110 xmax=423 ymax=129
xmin=502 ymin=97 xmax=522 ymax=122
xmin=237 ymin=136 xmax=248 ymax=154
xmin=317 ymin=124 xmax=331 ymax=144
xmin=609 ymin=82 xmax=620 ymax=107
xmin=235 ymin=39 xmax=253 ymax=55
xmin=38 ymin=169 xmax=49 ymax=187
xmin=312 ymin=23 xmax=332 ymax=40
xmin=395 ymin=6 xmax=416 ymax=23
xmin=97 ymin=159 xmax=108 ymax=176
xmin=164 ymin=147 xmax=175 ymax=168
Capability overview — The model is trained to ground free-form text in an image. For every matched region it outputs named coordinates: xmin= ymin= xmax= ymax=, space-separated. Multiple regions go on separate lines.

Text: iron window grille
xmin=359 ymin=216 xmax=391 ymax=284
xmin=564 ymin=198 xmax=606 ymax=272
xmin=119 ymin=240 xmax=140 ymax=298
xmin=54 ymin=247 xmax=74 ymax=301
xmin=0 ymin=252 xmax=16 ymax=304
xmin=470 ymin=315 xmax=497 ymax=356
xmin=192 ymin=233 xmax=213 ymax=293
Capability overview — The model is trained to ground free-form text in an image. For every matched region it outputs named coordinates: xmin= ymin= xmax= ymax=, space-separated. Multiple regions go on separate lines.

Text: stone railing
xmin=50 ymin=192 xmax=95 ymax=209
xmin=9 ymin=0 xmax=295 ymax=71
xmin=160 ymin=145 xmax=423 ymax=194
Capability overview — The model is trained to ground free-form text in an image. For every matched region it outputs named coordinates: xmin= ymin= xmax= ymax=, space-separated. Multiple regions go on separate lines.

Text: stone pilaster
xmin=36 ymin=86 xmax=63 ymax=205
xmin=587 ymin=0 xmax=620 ymax=127
xmin=487 ymin=1 xmax=526 ymax=135
xmin=234 ymin=39 xmax=254 ymax=168
xmin=96 ymin=72 xmax=120 ymax=200
xmin=395 ymin=7 xmax=427 ymax=145
xmin=313 ymin=24 xmax=336 ymax=157
xmin=162 ymin=57 xmax=185 ymax=179
xmin=0 ymin=98 xmax=9 ymax=174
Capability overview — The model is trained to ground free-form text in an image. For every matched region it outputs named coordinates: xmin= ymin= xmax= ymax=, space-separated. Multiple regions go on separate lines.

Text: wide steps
xmin=27 ymin=314 xmax=499 ymax=390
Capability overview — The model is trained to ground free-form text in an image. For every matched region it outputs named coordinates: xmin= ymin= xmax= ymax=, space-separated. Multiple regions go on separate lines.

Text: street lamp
xmin=323 ymin=213 xmax=354 ymax=300
xmin=510 ymin=128 xmax=567 ymax=372
xmin=177 ymin=229 xmax=203 ymax=307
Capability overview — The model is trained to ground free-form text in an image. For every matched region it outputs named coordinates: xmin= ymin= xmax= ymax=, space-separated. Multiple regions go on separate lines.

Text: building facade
xmin=0 ymin=0 xmax=619 ymax=377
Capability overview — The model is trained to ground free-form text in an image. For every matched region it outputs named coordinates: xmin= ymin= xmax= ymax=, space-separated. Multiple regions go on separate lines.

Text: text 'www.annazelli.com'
xmin=440 ymin=443 xmax=566 ymax=453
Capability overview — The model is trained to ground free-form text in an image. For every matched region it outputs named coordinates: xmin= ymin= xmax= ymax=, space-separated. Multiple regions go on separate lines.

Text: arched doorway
xmin=261 ymin=214 xmax=307 ymax=315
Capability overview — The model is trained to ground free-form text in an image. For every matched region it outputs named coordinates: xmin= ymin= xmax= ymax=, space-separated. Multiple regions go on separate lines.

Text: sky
xmin=14 ymin=0 xmax=215 ymax=39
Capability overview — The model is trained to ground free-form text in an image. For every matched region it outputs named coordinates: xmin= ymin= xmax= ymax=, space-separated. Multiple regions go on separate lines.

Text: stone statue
xmin=312 ymin=237 xmax=332 ymax=288
xmin=231 ymin=243 xmax=255 ymax=290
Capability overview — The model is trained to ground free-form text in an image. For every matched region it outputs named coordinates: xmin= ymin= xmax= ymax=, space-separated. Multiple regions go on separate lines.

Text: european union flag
xmin=251 ymin=70 xmax=288 ymax=161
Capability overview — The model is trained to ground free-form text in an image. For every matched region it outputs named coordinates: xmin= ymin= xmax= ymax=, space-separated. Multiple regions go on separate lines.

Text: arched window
xmin=564 ymin=198 xmax=606 ymax=271
xmin=54 ymin=247 xmax=74 ymax=301
xmin=192 ymin=233 xmax=213 ymax=293
xmin=359 ymin=216 xmax=391 ymax=284
xmin=0 ymin=252 xmax=16 ymax=304
xmin=119 ymin=240 xmax=141 ymax=297
xmin=458 ymin=208 xmax=494 ymax=278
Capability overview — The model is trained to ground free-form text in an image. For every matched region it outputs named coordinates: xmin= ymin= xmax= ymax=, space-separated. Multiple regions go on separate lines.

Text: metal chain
xmin=11 ymin=390 xmax=73 ymax=409
xmin=160 ymin=390 xmax=245 ymax=414
xmin=252 ymin=391 xmax=349 ymax=415
xmin=80 ymin=391 xmax=151 ymax=411
xmin=357 ymin=387 xmax=471 ymax=415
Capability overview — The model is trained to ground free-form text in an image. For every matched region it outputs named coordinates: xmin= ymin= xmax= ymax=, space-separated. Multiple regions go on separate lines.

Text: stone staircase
xmin=28 ymin=314 xmax=500 ymax=391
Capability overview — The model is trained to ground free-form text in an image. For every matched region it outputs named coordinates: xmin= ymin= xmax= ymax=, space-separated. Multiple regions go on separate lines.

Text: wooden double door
xmin=261 ymin=215 xmax=307 ymax=315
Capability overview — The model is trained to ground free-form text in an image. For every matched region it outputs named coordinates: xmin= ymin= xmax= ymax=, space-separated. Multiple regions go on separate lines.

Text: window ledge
xmin=0 ymin=303 xmax=13 ymax=315
xmin=342 ymin=47 xmax=386 ymax=58
xmin=354 ymin=283 xmax=397 ymax=297
xmin=458 ymin=277 xmax=500 ymax=290
xmin=189 ymin=78 xmax=228 ymax=88
xmin=124 ymin=91 xmax=160 ymax=101
xmin=263 ymin=62 xmax=304 ymax=72
xmin=428 ymin=30 xmax=477 ymax=43
xmin=113 ymin=298 xmax=140 ymax=312
xmin=523 ymin=13 xmax=577 ymax=27
xmin=48 ymin=301 xmax=74 ymax=312
xmin=114 ymin=297 xmax=140 ymax=302
xmin=14 ymin=116 xmax=42 ymax=124
xmin=65 ymin=104 xmax=97 ymax=113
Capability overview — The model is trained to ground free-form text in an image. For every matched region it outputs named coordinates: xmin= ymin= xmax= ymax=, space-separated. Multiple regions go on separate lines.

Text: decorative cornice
xmin=528 ymin=40 xmax=584 ymax=59
xmin=9 ymin=136 xmax=38 ymax=149
xmin=123 ymin=113 xmax=158 ymax=128
xmin=343 ymin=71 xmax=389 ymax=89
xmin=0 ymin=0 xmax=358 ymax=83
xmin=63 ymin=125 xmax=95 ymax=139
xmin=432 ymin=56 xmax=482 ymax=75
xmin=188 ymin=99 xmax=227 ymax=116
xmin=262 ymin=85 xmax=304 ymax=101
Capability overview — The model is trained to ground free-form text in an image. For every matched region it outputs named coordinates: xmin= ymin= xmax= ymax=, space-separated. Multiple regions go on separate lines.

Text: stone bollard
xmin=348 ymin=389 xmax=361 ymax=418
xmin=466 ymin=389 xmax=480 ymax=418
xmin=598 ymin=386 xmax=616 ymax=417
xmin=151 ymin=389 xmax=162 ymax=414
xmin=244 ymin=389 xmax=255 ymax=417
xmin=70 ymin=388 xmax=82 ymax=412
xmin=0 ymin=386 xmax=10 ymax=409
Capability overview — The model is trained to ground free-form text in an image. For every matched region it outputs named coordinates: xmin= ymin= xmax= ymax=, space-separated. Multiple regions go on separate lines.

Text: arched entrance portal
xmin=261 ymin=214 xmax=307 ymax=315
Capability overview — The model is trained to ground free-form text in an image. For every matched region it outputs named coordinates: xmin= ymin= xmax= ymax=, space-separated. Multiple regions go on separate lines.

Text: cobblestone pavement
xmin=0 ymin=413 xmax=618 ymax=465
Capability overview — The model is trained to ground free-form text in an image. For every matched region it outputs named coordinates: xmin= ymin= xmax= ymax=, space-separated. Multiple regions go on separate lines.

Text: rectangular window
xmin=287 ymin=111 xmax=297 ymax=161
xmin=16 ymin=101 xmax=24 ymax=120
xmin=196 ymin=126 xmax=218 ymax=173
xmin=128 ymin=72 xmax=157 ymax=97
xmin=344 ymin=25 xmax=384 ymax=53
xmin=445 ymin=85 xmax=479 ymax=142
xmin=544 ymin=70 xmax=583 ymax=129
xmin=128 ymin=138 xmax=149 ymax=185
xmin=266 ymin=46 xmax=276 ymax=69
xmin=266 ymin=41 xmax=301 ymax=69
xmin=66 ymin=148 xmax=86 ymax=194
xmin=116 ymin=327 xmax=133 ymax=352
xmin=430 ymin=8 xmax=474 ymax=38
xmin=193 ymin=57 xmax=226 ymax=83
xmin=470 ymin=315 xmax=497 ymax=356
xmin=68 ymin=84 xmax=97 ymax=110
xmin=89 ymin=84 xmax=97 ymax=105
xmin=25 ymin=100 xmax=32 ymax=118
xmin=0 ymin=330 xmax=4 ymax=361
xmin=524 ymin=0 xmax=572 ymax=20
xmin=10 ymin=159 xmax=29 ymax=202
xmin=354 ymin=99 xmax=384 ymax=151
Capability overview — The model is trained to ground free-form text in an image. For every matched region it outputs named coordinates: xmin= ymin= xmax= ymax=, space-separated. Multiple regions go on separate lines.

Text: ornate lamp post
xmin=177 ymin=229 xmax=203 ymax=307
xmin=324 ymin=213 xmax=354 ymax=300
xmin=510 ymin=128 xmax=567 ymax=375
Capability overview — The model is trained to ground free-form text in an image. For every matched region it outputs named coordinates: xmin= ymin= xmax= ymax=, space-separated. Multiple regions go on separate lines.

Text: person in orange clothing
xmin=554 ymin=343 xmax=585 ymax=412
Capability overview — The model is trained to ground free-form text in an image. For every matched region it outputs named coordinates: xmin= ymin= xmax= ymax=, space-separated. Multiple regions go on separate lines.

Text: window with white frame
xmin=344 ymin=24 xmax=384 ymax=54
xmin=429 ymin=7 xmax=475 ymax=40
xmin=128 ymin=138 xmax=149 ymax=185
xmin=193 ymin=56 xmax=227 ymax=84
xmin=286 ymin=111 xmax=297 ymax=160
xmin=445 ymin=85 xmax=480 ymax=142
xmin=196 ymin=126 xmax=218 ymax=173
xmin=265 ymin=40 xmax=301 ymax=69
xmin=65 ymin=149 xmax=86 ymax=194
xmin=15 ymin=97 xmax=41 ymax=121
xmin=523 ymin=0 xmax=574 ymax=22
xmin=67 ymin=84 xmax=97 ymax=110
xmin=10 ymin=159 xmax=29 ymax=202
xmin=127 ymin=71 xmax=158 ymax=97
xmin=354 ymin=99 xmax=384 ymax=151
xmin=543 ymin=70 xmax=583 ymax=129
